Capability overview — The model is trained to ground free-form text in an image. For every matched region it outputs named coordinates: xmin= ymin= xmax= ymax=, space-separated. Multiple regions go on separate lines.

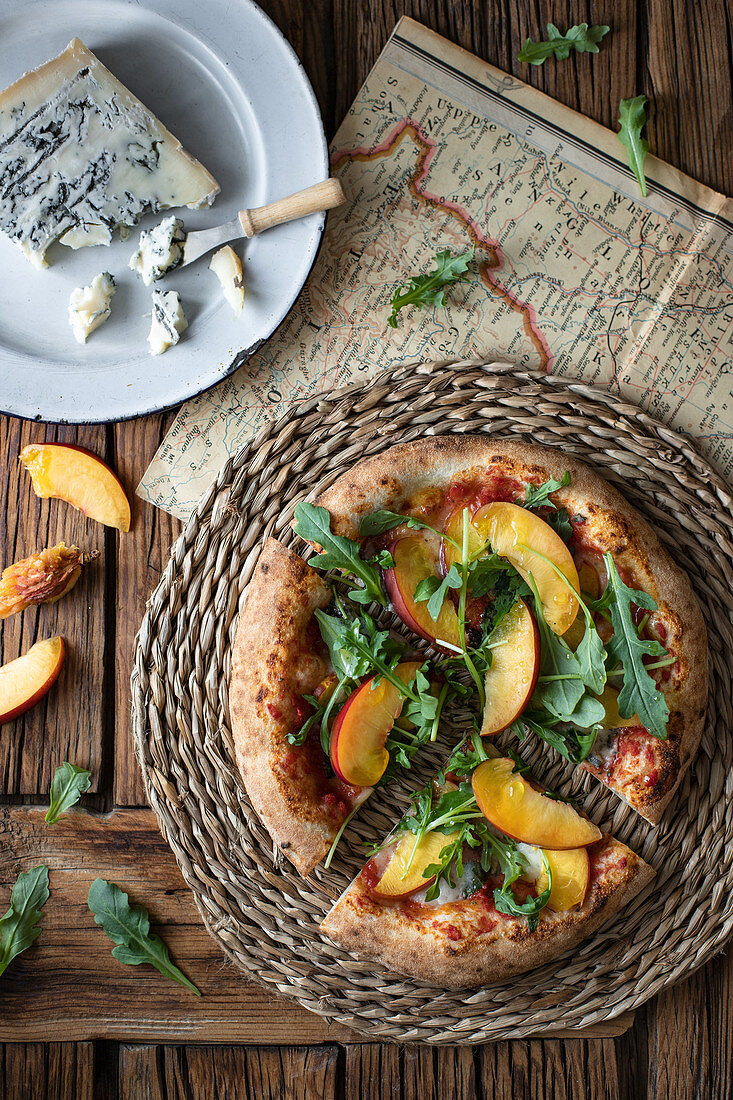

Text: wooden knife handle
xmin=238 ymin=178 xmax=345 ymax=237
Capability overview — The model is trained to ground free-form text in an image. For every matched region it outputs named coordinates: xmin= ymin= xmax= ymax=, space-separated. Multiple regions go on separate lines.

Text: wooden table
xmin=1 ymin=2 xmax=731 ymax=1096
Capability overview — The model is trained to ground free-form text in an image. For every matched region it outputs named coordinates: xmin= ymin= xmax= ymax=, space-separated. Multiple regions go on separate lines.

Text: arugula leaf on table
xmin=388 ymin=246 xmax=475 ymax=328
xmin=593 ymin=554 xmax=669 ymax=738
xmin=293 ymin=502 xmax=387 ymax=607
xmin=617 ymin=95 xmax=650 ymax=197
xmin=522 ymin=472 xmax=571 ymax=510
xmin=45 ymin=762 xmax=92 ymax=824
xmin=518 ymin=23 xmax=610 ymax=65
xmin=0 ymin=865 xmax=50 ymax=978
xmin=87 ymin=879 xmax=200 ymax=995
xmin=414 ymin=565 xmax=462 ymax=621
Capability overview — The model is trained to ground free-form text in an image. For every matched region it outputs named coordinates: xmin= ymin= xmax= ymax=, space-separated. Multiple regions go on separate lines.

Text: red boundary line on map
xmin=332 ymin=118 xmax=552 ymax=369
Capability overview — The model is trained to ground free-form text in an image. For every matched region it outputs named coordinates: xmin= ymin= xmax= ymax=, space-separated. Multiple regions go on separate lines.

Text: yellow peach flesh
xmin=472 ymin=757 xmax=601 ymax=849
xmin=480 ymin=599 xmax=539 ymax=735
xmin=374 ymin=827 xmax=462 ymax=898
xmin=0 ymin=636 xmax=65 ymax=724
xmin=534 ymin=847 xmax=590 ymax=911
xmin=473 ymin=502 xmax=579 ymax=635
xmin=330 ymin=661 xmax=421 ymax=786
xmin=19 ymin=444 xmax=130 ymax=532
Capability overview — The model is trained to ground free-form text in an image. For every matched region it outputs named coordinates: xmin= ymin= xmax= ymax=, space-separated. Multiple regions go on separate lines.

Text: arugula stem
xmin=640 ymin=656 xmax=677 ymax=671
xmin=430 ymin=683 xmax=449 ymax=742
xmin=458 ymin=508 xmax=486 ymax=709
xmin=537 ymin=673 xmax=584 ymax=682
xmin=324 ymin=801 xmax=363 ymax=869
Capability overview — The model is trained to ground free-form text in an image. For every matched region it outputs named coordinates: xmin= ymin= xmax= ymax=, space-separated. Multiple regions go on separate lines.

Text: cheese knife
xmin=180 ymin=177 xmax=345 ymax=268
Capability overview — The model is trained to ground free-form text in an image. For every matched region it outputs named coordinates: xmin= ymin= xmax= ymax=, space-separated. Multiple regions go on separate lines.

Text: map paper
xmin=139 ymin=17 xmax=733 ymax=520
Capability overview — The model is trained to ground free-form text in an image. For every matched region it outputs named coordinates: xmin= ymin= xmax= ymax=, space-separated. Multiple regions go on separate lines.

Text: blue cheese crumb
xmin=148 ymin=289 xmax=187 ymax=355
xmin=68 ymin=272 xmax=116 ymax=343
xmin=130 ymin=216 xmax=186 ymax=284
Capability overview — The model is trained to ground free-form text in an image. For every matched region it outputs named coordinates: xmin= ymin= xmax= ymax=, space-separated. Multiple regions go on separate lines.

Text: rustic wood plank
xmin=645 ymin=0 xmax=733 ymax=194
xmin=0 ymin=421 xmax=109 ymax=796
xmin=0 ymin=1041 xmax=95 ymax=1100
xmin=113 ymin=414 xmax=179 ymax=806
xmin=119 ymin=1044 xmax=341 ymax=1100
xmin=240 ymin=1046 xmax=341 ymax=1100
xmin=0 ymin=805 xmax=364 ymax=1043
xmin=507 ymin=0 xmax=639 ymax=131
xmin=403 ymin=1045 xmax=477 ymax=1099
xmin=343 ymin=1043 xmax=400 ymax=1098
xmin=645 ymin=953 xmax=733 ymax=1100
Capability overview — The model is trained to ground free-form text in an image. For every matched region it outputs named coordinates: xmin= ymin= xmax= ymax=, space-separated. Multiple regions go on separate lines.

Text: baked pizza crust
xmin=321 ymin=836 xmax=654 ymax=988
xmin=315 ymin=436 xmax=708 ymax=824
xmin=229 ymin=537 xmax=362 ymax=876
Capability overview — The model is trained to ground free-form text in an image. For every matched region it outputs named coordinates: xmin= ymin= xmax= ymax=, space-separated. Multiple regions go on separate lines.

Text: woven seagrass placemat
xmin=131 ymin=359 xmax=733 ymax=1043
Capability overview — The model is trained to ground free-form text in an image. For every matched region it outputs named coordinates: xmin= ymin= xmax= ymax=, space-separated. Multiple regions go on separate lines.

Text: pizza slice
xmin=321 ymin=738 xmax=654 ymax=987
xmin=229 ymin=537 xmax=461 ymax=875
xmin=312 ymin=436 xmax=707 ymax=824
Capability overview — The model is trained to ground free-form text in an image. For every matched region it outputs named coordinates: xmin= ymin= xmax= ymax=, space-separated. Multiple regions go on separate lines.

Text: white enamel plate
xmin=0 ymin=0 xmax=328 ymax=422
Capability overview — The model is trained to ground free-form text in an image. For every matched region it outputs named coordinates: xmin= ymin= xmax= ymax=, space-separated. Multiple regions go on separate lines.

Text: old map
xmin=139 ymin=18 xmax=733 ymax=519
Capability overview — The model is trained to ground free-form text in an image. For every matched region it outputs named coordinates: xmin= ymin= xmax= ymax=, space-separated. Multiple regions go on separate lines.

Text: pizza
xmin=228 ymin=536 xmax=443 ymax=874
xmin=228 ymin=538 xmax=367 ymax=875
xmin=322 ymin=747 xmax=654 ymax=988
xmin=315 ymin=436 xmax=707 ymax=824
xmin=228 ymin=436 xmax=706 ymax=984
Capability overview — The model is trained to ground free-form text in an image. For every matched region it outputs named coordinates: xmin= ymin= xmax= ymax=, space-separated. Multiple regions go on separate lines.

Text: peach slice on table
xmin=19 ymin=443 xmax=130 ymax=532
xmin=534 ymin=847 xmax=590 ymax=912
xmin=384 ymin=537 xmax=462 ymax=651
xmin=0 ymin=636 xmax=65 ymax=725
xmin=372 ymin=826 xmax=462 ymax=899
xmin=471 ymin=502 xmax=579 ymax=635
xmin=480 ymin=598 xmax=540 ymax=736
xmin=330 ymin=660 xmax=421 ymax=787
xmin=472 ymin=757 xmax=601 ymax=849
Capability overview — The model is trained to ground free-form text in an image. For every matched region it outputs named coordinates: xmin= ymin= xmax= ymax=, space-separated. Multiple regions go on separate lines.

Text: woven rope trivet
xmin=131 ymin=359 xmax=733 ymax=1044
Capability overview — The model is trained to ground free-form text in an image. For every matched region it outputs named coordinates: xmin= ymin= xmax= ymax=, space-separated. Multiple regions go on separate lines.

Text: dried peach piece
xmin=0 ymin=542 xmax=98 ymax=619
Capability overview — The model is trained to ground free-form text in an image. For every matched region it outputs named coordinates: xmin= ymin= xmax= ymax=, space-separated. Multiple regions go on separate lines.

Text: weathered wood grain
xmin=646 ymin=953 xmax=733 ymax=1100
xmin=343 ymin=1043 xmax=400 ymax=1097
xmin=0 ymin=806 xmax=364 ymax=1044
xmin=2 ymin=0 xmax=732 ymax=1094
xmin=646 ymin=0 xmax=733 ymax=194
xmin=119 ymin=1043 xmax=341 ymax=1100
xmin=113 ymin=415 xmax=179 ymax=806
xmin=0 ymin=1042 xmax=95 ymax=1100
xmin=0 ymin=420 xmax=108 ymax=796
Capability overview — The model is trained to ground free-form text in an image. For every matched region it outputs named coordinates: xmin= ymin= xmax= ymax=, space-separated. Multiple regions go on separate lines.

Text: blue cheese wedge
xmin=148 ymin=289 xmax=187 ymax=355
xmin=68 ymin=272 xmax=116 ymax=343
xmin=0 ymin=38 xmax=219 ymax=267
xmin=209 ymin=244 xmax=244 ymax=315
xmin=129 ymin=216 xmax=186 ymax=284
